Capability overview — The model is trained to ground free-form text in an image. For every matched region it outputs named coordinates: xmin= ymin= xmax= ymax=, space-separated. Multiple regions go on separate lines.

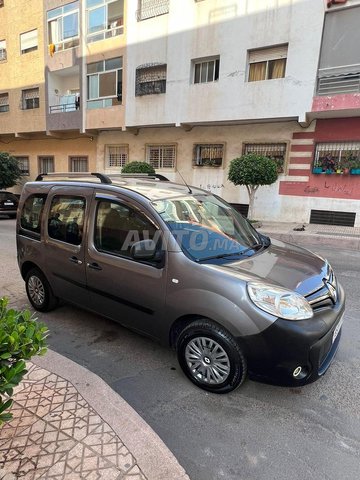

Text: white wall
xmin=125 ymin=0 xmax=325 ymax=127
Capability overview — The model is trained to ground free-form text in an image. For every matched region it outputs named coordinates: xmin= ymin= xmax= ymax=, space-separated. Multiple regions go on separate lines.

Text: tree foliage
xmin=228 ymin=154 xmax=278 ymax=219
xmin=122 ymin=161 xmax=155 ymax=174
xmin=0 ymin=297 xmax=48 ymax=424
xmin=0 ymin=152 xmax=22 ymax=190
xmin=228 ymin=154 xmax=278 ymax=187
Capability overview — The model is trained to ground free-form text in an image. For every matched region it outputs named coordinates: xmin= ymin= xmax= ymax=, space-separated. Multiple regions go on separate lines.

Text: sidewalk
xmin=257 ymin=221 xmax=360 ymax=251
xmin=0 ymin=350 xmax=189 ymax=480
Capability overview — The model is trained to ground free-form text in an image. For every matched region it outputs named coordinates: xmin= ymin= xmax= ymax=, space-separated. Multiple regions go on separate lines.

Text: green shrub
xmin=0 ymin=152 xmax=22 ymax=190
xmin=0 ymin=297 xmax=48 ymax=424
xmin=122 ymin=161 xmax=155 ymax=174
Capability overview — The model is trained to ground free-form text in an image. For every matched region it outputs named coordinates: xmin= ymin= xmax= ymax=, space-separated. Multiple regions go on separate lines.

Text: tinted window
xmin=95 ymin=200 xmax=157 ymax=257
xmin=48 ymin=196 xmax=85 ymax=245
xmin=20 ymin=195 xmax=46 ymax=234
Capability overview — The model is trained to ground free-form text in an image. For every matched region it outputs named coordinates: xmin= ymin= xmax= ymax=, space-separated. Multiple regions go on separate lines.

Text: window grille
xmin=136 ymin=0 xmax=169 ymax=21
xmin=193 ymin=144 xmax=224 ymax=167
xmin=146 ymin=145 xmax=176 ymax=169
xmin=39 ymin=156 xmax=54 ymax=174
xmin=313 ymin=142 xmax=360 ymax=170
xmin=22 ymin=88 xmax=39 ymax=110
xmin=70 ymin=156 xmax=88 ymax=172
xmin=15 ymin=156 xmax=30 ymax=175
xmin=243 ymin=143 xmax=287 ymax=173
xmin=135 ymin=64 xmax=167 ymax=96
xmin=0 ymin=93 xmax=9 ymax=112
xmin=106 ymin=145 xmax=128 ymax=168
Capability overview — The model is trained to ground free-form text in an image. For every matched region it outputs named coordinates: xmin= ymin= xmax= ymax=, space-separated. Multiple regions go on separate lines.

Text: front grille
xmin=305 ymin=267 xmax=337 ymax=311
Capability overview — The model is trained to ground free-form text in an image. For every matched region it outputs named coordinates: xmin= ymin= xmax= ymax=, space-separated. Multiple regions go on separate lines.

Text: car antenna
xmin=176 ymin=169 xmax=192 ymax=194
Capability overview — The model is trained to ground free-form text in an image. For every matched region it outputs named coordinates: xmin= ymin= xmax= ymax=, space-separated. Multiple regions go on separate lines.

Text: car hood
xmin=209 ymin=238 xmax=328 ymax=295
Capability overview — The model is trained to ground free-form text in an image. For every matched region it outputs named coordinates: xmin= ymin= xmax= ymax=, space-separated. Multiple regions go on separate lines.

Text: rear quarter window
xmin=20 ymin=194 xmax=47 ymax=235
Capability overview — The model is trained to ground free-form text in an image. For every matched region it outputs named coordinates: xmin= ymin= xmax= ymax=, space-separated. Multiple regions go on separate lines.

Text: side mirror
xmin=130 ymin=239 xmax=157 ymax=260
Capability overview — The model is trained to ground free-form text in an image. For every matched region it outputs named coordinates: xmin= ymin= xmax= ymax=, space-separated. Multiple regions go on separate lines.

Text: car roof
xmin=30 ymin=174 xmax=209 ymax=202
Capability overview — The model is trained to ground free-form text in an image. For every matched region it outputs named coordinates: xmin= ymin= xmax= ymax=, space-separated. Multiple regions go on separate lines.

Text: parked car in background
xmin=16 ymin=173 xmax=345 ymax=393
xmin=0 ymin=191 xmax=19 ymax=218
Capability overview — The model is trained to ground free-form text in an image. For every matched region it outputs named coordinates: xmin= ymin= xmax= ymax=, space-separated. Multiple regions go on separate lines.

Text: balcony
xmin=47 ymin=66 xmax=81 ymax=131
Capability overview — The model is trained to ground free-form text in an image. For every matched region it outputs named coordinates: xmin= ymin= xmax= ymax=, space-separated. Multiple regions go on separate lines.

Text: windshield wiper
xmin=197 ymin=242 xmax=263 ymax=262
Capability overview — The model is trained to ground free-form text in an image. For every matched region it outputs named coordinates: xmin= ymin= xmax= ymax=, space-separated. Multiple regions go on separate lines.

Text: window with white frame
xmin=146 ymin=145 xmax=176 ymax=169
xmin=243 ymin=143 xmax=287 ymax=173
xmin=20 ymin=30 xmax=38 ymax=54
xmin=47 ymin=1 xmax=79 ymax=53
xmin=22 ymin=88 xmax=39 ymax=110
xmin=193 ymin=57 xmax=220 ymax=84
xmin=248 ymin=45 xmax=287 ymax=82
xmin=86 ymin=0 xmax=124 ymax=43
xmin=87 ymin=57 xmax=122 ymax=109
xmin=313 ymin=142 xmax=360 ymax=171
xmin=135 ymin=64 xmax=167 ymax=96
xmin=70 ymin=156 xmax=88 ymax=172
xmin=15 ymin=156 xmax=30 ymax=175
xmin=193 ymin=144 xmax=224 ymax=167
xmin=0 ymin=93 xmax=9 ymax=112
xmin=0 ymin=40 xmax=6 ymax=61
xmin=106 ymin=145 xmax=128 ymax=168
xmin=39 ymin=156 xmax=54 ymax=174
xmin=136 ymin=0 xmax=169 ymax=21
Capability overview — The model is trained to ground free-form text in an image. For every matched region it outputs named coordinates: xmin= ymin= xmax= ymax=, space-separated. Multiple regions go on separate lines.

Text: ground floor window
xmin=313 ymin=141 xmax=360 ymax=173
xmin=15 ymin=156 xmax=30 ymax=175
xmin=243 ymin=143 xmax=287 ymax=173
xmin=38 ymin=156 xmax=54 ymax=174
xmin=70 ymin=156 xmax=88 ymax=172
xmin=146 ymin=144 xmax=176 ymax=169
xmin=193 ymin=144 xmax=224 ymax=167
xmin=106 ymin=145 xmax=128 ymax=168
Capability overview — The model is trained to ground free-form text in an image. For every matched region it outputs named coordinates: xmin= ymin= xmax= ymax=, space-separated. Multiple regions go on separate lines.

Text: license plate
xmin=332 ymin=316 xmax=344 ymax=344
xmin=4 ymin=201 xmax=14 ymax=205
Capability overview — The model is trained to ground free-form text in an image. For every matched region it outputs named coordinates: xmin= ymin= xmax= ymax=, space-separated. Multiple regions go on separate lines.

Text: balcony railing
xmin=49 ymin=94 xmax=80 ymax=113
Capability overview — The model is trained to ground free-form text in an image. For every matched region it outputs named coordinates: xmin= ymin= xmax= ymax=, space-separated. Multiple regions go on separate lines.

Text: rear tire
xmin=25 ymin=268 xmax=58 ymax=312
xmin=176 ymin=320 xmax=247 ymax=393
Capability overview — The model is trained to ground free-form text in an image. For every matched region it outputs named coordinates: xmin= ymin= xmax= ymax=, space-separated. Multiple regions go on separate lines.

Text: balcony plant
xmin=321 ymin=154 xmax=336 ymax=174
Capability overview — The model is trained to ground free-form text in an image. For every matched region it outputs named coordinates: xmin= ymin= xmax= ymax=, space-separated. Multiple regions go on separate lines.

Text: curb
xmin=33 ymin=349 xmax=190 ymax=480
xmin=258 ymin=230 xmax=360 ymax=251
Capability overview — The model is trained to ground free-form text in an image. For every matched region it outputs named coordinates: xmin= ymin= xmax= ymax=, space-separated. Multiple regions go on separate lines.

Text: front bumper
xmin=238 ymin=283 xmax=345 ymax=387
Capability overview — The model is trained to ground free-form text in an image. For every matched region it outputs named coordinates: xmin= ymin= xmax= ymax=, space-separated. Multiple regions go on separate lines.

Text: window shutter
xmin=21 ymin=30 xmax=38 ymax=52
xmin=249 ymin=45 xmax=288 ymax=63
xmin=23 ymin=88 xmax=39 ymax=100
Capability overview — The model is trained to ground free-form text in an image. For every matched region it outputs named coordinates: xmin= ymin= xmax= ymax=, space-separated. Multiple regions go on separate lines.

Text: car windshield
xmin=152 ymin=194 xmax=262 ymax=262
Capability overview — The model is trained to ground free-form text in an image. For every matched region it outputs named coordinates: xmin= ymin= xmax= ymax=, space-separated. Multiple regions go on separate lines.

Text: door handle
xmin=69 ymin=256 xmax=83 ymax=265
xmin=87 ymin=262 xmax=102 ymax=271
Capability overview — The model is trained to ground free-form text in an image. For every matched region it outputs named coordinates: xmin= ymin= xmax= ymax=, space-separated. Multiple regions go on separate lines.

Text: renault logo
xmin=324 ymin=280 xmax=337 ymax=303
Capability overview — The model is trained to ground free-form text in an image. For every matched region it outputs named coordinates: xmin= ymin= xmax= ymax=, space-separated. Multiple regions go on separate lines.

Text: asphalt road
xmin=1 ymin=216 xmax=360 ymax=480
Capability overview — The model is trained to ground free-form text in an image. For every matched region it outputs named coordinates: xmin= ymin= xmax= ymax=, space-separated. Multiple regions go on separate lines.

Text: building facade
xmin=1 ymin=0 xmax=360 ymax=226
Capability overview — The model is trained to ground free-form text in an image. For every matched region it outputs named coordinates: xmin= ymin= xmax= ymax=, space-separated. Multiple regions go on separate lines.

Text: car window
xmin=48 ymin=196 xmax=85 ymax=246
xmin=94 ymin=200 xmax=157 ymax=259
xmin=0 ymin=192 xmax=18 ymax=202
xmin=20 ymin=194 xmax=47 ymax=235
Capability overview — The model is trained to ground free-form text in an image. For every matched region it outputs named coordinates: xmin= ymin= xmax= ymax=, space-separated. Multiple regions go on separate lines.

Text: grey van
xmin=16 ymin=173 xmax=345 ymax=393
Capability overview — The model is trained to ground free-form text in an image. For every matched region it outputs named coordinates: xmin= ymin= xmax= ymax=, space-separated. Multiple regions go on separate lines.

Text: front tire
xmin=177 ymin=320 xmax=247 ymax=393
xmin=25 ymin=268 xmax=58 ymax=312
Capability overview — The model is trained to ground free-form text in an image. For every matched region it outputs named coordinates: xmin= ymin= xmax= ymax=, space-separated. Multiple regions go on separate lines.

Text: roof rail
xmin=35 ymin=172 xmax=112 ymax=184
xmin=110 ymin=173 xmax=169 ymax=181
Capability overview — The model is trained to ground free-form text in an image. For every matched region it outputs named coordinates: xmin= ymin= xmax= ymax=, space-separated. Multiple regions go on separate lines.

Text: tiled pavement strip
xmin=0 ymin=352 xmax=189 ymax=480
xmin=0 ymin=363 xmax=146 ymax=480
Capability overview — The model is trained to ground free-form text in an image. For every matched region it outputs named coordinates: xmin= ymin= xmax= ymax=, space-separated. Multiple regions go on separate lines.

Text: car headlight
xmin=247 ymin=282 xmax=313 ymax=320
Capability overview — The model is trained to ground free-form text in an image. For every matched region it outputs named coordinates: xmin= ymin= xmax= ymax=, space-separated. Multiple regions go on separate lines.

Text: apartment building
xmin=0 ymin=0 xmax=359 ymax=225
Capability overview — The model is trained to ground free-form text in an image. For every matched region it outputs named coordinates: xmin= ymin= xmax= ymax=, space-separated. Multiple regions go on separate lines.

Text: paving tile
xmin=123 ymin=465 xmax=147 ymax=480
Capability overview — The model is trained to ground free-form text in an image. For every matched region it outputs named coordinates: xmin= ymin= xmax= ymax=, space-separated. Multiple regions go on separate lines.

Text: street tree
xmin=122 ymin=161 xmax=155 ymax=174
xmin=0 ymin=152 xmax=22 ymax=190
xmin=228 ymin=153 xmax=278 ymax=219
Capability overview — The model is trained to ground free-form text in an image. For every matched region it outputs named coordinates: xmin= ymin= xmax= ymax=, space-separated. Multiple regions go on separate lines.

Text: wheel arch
xmin=21 ymin=261 xmax=42 ymax=281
